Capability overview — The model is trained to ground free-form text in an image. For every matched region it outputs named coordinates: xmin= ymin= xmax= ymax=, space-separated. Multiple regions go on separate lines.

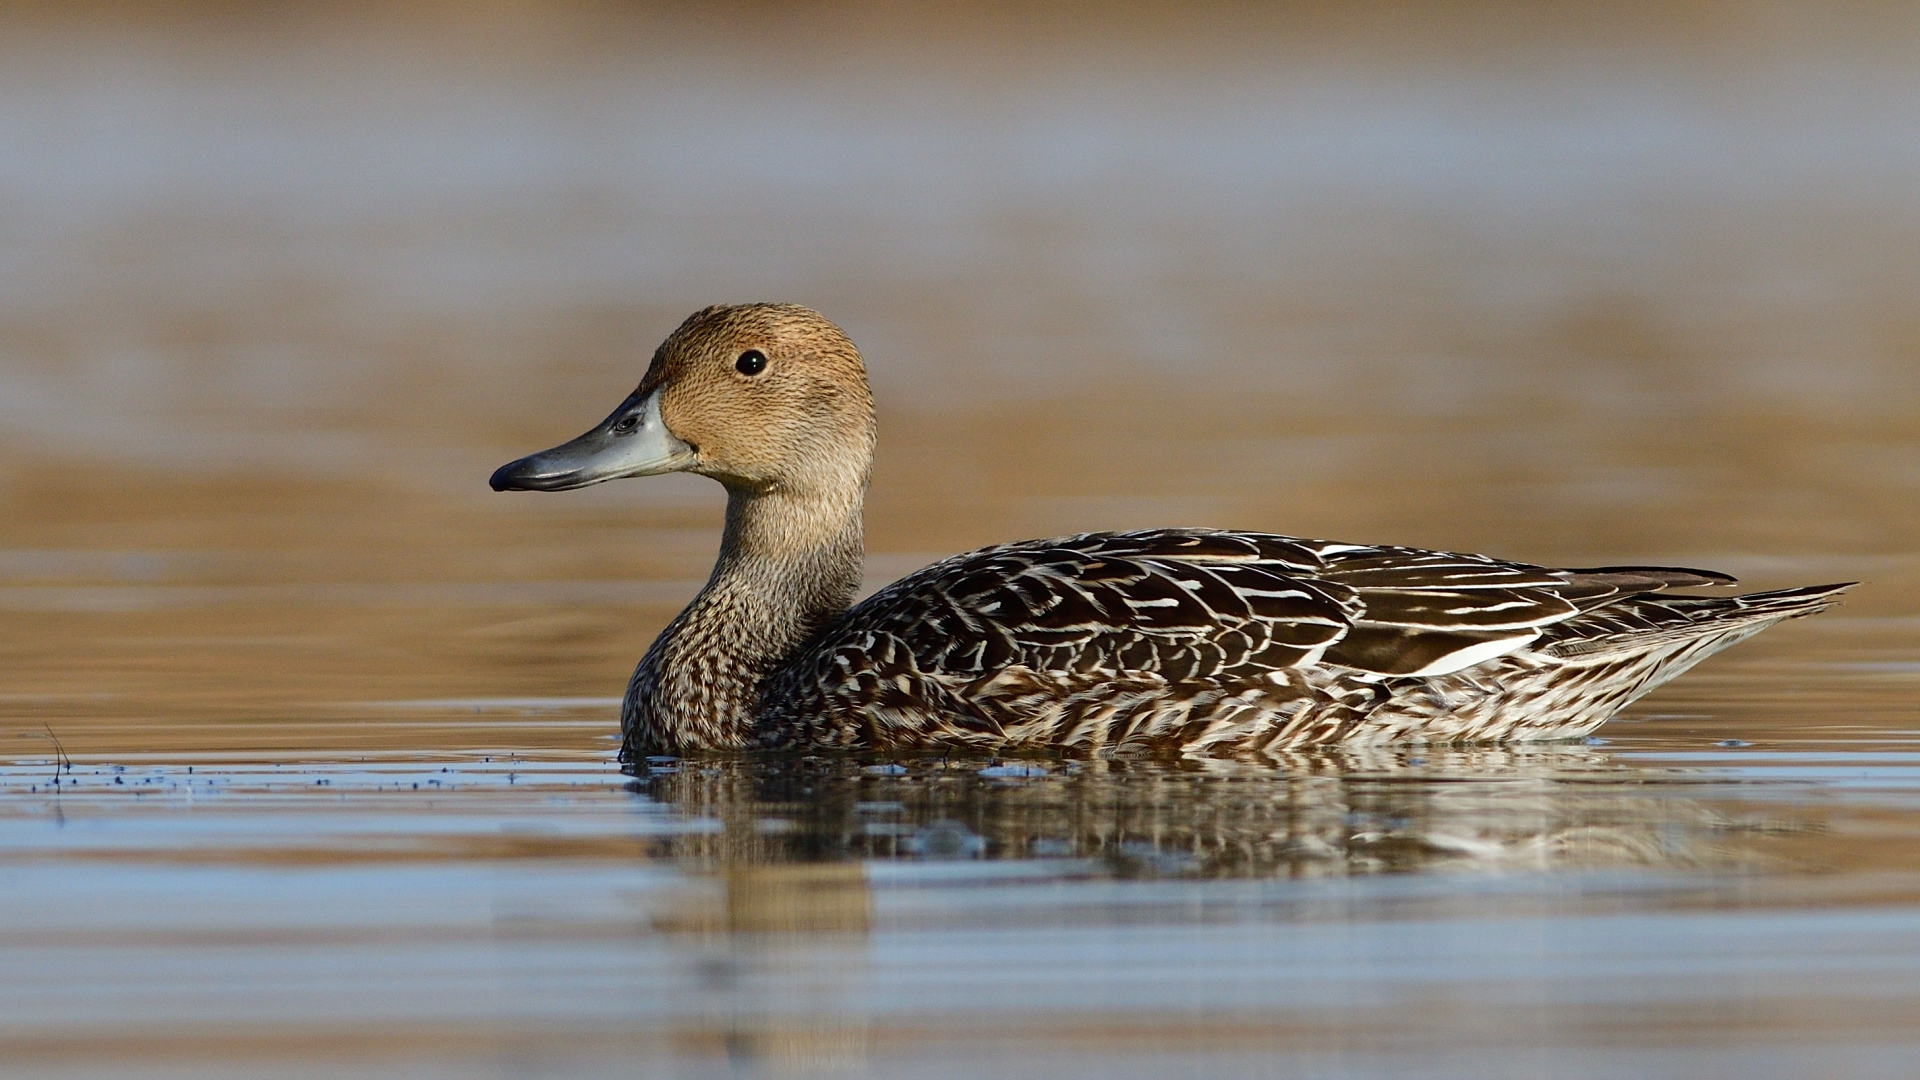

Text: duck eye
xmin=735 ymin=349 xmax=768 ymax=376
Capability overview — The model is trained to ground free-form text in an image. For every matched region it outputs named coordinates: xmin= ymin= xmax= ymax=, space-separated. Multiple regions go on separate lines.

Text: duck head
xmin=490 ymin=303 xmax=876 ymax=498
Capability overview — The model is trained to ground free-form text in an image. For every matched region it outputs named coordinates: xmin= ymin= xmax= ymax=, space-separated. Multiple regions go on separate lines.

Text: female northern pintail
xmin=490 ymin=303 xmax=1851 ymax=761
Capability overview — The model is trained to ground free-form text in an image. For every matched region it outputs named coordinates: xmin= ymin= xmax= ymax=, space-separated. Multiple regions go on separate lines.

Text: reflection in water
xmin=641 ymin=743 xmax=1804 ymax=881
xmin=0 ymin=728 xmax=1914 ymax=1077
xmin=630 ymin=744 xmax=1828 ymax=1071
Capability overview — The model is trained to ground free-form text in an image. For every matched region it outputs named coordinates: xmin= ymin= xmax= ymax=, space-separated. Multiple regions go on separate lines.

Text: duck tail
xmin=1717 ymin=581 xmax=1859 ymax=619
xmin=1542 ymin=581 xmax=1856 ymax=659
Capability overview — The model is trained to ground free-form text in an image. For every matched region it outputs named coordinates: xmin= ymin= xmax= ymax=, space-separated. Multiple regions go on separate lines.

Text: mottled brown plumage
xmin=486 ymin=303 xmax=1853 ymax=762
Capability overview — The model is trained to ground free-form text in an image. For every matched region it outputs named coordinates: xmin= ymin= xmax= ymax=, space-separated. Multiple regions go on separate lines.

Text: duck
xmin=490 ymin=303 xmax=1853 ymax=762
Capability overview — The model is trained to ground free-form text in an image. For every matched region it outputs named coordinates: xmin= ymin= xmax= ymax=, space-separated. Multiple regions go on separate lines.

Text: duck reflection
xmin=635 ymin=742 xmax=1807 ymax=880
xmin=633 ymin=742 xmax=1813 ymax=1069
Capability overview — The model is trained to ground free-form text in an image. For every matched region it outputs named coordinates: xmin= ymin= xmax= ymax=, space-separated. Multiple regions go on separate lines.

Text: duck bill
xmin=490 ymin=387 xmax=696 ymax=492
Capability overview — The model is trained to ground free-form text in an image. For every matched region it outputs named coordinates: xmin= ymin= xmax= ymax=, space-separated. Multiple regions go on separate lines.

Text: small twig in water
xmin=39 ymin=724 xmax=70 ymax=825
xmin=42 ymin=724 xmax=71 ymax=785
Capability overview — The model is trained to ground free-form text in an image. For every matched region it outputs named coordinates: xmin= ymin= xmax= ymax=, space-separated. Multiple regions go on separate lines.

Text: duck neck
xmin=623 ymin=482 xmax=864 ymax=756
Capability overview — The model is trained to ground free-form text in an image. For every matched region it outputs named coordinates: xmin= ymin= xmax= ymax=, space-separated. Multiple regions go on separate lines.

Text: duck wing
xmin=1306 ymin=544 xmax=1734 ymax=676
xmin=839 ymin=529 xmax=1735 ymax=684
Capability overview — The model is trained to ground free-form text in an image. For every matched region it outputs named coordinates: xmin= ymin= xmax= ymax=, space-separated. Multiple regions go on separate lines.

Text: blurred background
xmin=3 ymin=0 xmax=1917 ymax=733
xmin=5 ymin=4 xmax=1920 ymax=1077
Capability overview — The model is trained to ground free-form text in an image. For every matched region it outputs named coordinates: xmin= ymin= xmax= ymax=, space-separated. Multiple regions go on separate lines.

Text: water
xmin=2 ymin=3 xmax=1919 ymax=1076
